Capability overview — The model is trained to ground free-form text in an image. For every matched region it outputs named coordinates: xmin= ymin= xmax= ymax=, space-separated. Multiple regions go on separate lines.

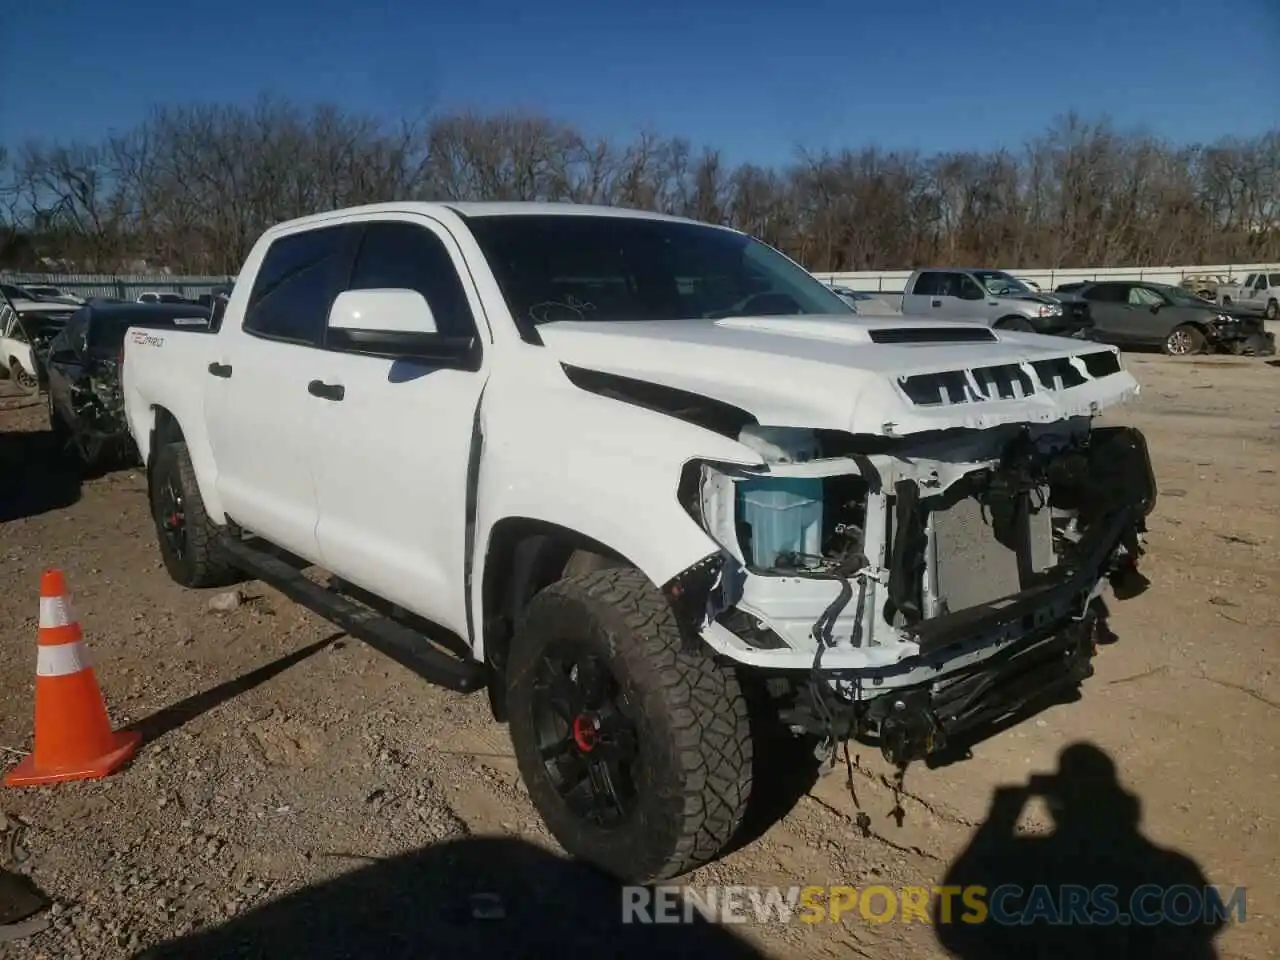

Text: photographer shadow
xmin=134 ymin=835 xmax=769 ymax=960
xmin=935 ymin=742 xmax=1226 ymax=960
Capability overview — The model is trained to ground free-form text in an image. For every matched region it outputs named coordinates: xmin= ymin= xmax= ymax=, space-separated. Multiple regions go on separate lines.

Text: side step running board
xmin=218 ymin=536 xmax=487 ymax=693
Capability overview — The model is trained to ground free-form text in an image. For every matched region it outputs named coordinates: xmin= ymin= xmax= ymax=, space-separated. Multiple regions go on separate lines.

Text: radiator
xmin=930 ymin=489 xmax=1055 ymax=614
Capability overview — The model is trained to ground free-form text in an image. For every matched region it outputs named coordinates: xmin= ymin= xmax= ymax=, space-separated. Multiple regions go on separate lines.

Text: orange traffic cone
xmin=3 ymin=570 xmax=140 ymax=787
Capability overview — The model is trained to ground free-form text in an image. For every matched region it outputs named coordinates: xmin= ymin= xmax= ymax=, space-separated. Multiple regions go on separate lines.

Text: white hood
xmin=539 ymin=315 xmax=1140 ymax=437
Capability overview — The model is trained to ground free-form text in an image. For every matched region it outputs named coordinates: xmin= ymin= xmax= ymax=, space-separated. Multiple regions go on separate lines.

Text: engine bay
xmin=691 ymin=420 xmax=1157 ymax=661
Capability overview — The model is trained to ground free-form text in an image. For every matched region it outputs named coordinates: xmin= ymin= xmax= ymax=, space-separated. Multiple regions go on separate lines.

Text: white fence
xmin=812 ymin=263 xmax=1280 ymax=295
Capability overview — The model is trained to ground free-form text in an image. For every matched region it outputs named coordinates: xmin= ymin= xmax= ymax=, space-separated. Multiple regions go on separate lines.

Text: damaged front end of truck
xmin=669 ymin=339 xmax=1157 ymax=767
xmin=68 ymin=357 xmax=135 ymax=463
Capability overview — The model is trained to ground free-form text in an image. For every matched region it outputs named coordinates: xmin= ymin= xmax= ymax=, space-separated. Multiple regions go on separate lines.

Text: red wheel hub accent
xmin=571 ymin=714 xmax=597 ymax=752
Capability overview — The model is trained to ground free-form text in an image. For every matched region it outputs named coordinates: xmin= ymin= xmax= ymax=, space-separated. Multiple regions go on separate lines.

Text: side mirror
xmin=326 ymin=288 xmax=473 ymax=363
xmin=1149 ymin=303 xmax=1162 ymax=313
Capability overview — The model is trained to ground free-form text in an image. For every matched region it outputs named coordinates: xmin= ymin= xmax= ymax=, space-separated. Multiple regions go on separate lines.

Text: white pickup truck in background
xmin=120 ymin=202 xmax=1157 ymax=882
xmin=1216 ymin=270 xmax=1280 ymax=320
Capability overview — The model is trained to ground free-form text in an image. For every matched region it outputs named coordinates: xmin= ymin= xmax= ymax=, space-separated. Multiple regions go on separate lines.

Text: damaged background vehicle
xmin=0 ymin=283 xmax=80 ymax=393
xmin=46 ymin=301 xmax=211 ymax=470
xmin=1053 ymin=280 xmax=1275 ymax=356
xmin=120 ymin=202 xmax=1157 ymax=884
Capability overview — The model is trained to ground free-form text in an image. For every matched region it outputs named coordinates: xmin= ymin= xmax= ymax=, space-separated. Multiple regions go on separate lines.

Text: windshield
xmin=971 ymin=271 xmax=1031 ymax=296
xmin=0 ymin=283 xmax=36 ymax=303
xmin=1158 ymin=285 xmax=1211 ymax=308
xmin=466 ymin=215 xmax=851 ymax=325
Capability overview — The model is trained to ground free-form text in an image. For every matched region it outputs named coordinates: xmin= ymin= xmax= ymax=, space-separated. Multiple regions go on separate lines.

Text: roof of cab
xmin=261 ymin=201 xmax=727 ymax=239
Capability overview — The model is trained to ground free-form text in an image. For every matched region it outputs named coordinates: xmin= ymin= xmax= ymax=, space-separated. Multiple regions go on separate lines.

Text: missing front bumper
xmin=877 ymin=616 xmax=1097 ymax=764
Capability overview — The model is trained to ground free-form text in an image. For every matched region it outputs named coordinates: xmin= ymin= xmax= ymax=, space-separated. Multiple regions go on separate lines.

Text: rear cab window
xmin=910 ymin=272 xmax=945 ymax=296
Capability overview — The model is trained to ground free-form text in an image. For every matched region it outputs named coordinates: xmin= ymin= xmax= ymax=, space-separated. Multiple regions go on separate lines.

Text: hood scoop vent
xmin=898 ymin=350 xmax=1123 ymax=407
xmin=869 ymin=327 xmax=996 ymax=344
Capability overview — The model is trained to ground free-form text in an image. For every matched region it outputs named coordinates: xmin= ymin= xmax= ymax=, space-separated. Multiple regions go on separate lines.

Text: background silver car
xmin=900 ymin=268 xmax=1093 ymax=336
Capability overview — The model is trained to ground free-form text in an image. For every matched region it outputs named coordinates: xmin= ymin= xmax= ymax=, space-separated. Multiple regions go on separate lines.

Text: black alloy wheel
xmin=530 ymin=641 xmax=641 ymax=828
xmin=157 ymin=472 xmax=188 ymax=564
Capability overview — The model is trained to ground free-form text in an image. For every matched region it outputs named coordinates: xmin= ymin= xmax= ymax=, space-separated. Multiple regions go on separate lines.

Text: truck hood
xmin=539 ymin=315 xmax=1140 ymax=437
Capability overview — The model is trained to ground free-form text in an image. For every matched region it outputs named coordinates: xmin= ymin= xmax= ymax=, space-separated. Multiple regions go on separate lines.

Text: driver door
xmin=1082 ymin=284 xmax=1134 ymax=344
xmin=941 ymin=272 xmax=989 ymax=322
xmin=1248 ymin=275 xmax=1270 ymax=310
xmin=1126 ymin=286 xmax=1171 ymax=343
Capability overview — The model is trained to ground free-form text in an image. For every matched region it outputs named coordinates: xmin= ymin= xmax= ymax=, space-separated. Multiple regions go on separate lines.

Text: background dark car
xmin=45 ymin=302 xmax=211 ymax=469
xmin=1053 ymin=280 xmax=1275 ymax=356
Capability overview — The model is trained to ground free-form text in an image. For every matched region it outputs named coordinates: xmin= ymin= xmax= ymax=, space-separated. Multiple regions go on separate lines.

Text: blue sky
xmin=3 ymin=0 xmax=1277 ymax=167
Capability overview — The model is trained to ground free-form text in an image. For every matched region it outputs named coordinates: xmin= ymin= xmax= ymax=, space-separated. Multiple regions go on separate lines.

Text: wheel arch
xmin=994 ymin=314 xmax=1033 ymax=329
xmin=479 ymin=517 xmax=633 ymax=717
xmin=1165 ymin=320 xmax=1210 ymax=355
xmin=142 ymin=403 xmax=227 ymax=523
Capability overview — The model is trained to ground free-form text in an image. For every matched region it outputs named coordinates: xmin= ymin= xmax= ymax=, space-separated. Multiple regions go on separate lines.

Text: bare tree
xmin=2 ymin=98 xmax=1276 ymax=274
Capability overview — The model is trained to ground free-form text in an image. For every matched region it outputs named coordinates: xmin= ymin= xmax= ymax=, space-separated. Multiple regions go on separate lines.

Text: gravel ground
xmin=0 ymin=352 xmax=1277 ymax=959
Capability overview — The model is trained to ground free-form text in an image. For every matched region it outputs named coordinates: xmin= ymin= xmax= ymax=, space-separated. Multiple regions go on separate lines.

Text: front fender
xmin=468 ymin=374 xmax=764 ymax=659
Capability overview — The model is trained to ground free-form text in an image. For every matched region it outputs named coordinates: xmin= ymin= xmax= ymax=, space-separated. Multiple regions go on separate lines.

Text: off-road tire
xmin=1164 ymin=323 xmax=1205 ymax=356
xmin=149 ymin=440 xmax=240 ymax=588
xmin=995 ymin=315 xmax=1035 ymax=332
xmin=506 ymin=566 xmax=752 ymax=883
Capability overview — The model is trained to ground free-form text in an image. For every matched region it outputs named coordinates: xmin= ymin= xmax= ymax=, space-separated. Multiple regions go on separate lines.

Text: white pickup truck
xmin=1215 ymin=270 xmax=1280 ymax=320
xmin=121 ymin=202 xmax=1157 ymax=882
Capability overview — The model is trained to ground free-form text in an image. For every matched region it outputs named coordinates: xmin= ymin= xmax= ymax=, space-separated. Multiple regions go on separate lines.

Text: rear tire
xmin=1164 ymin=323 xmax=1205 ymax=356
xmin=506 ymin=566 xmax=752 ymax=883
xmin=995 ymin=316 xmax=1035 ymax=332
xmin=10 ymin=360 xmax=38 ymax=395
xmin=149 ymin=440 xmax=240 ymax=588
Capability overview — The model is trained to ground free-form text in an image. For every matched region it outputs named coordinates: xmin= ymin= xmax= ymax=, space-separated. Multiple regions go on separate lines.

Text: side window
xmin=342 ymin=221 xmax=477 ymax=339
xmin=244 ymin=224 xmax=356 ymax=346
xmin=933 ymin=272 xmax=965 ymax=298
xmin=1128 ymin=287 xmax=1162 ymax=307
xmin=53 ymin=311 xmax=88 ymax=355
xmin=911 ymin=272 xmax=942 ymax=296
xmin=1269 ymin=274 xmax=1280 ymax=287
xmin=1243 ymin=274 xmax=1257 ymax=289
xmin=1084 ymin=284 xmax=1125 ymax=303
xmin=957 ymin=274 xmax=985 ymax=300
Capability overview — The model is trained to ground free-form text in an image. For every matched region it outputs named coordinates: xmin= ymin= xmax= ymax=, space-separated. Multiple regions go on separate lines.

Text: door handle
xmin=307 ymin=379 xmax=345 ymax=402
xmin=931 ymin=299 xmax=942 ymax=307
xmin=208 ymin=362 xmax=232 ymax=378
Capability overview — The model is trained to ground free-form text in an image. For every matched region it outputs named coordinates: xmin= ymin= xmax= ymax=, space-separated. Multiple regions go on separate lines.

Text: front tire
xmin=1164 ymin=323 xmax=1205 ymax=356
xmin=995 ymin=316 xmax=1035 ymax=332
xmin=148 ymin=440 xmax=240 ymax=588
xmin=506 ymin=567 xmax=752 ymax=883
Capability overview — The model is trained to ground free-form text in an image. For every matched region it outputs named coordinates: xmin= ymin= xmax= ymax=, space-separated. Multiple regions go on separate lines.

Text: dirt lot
xmin=1 ymin=352 xmax=1278 ymax=959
